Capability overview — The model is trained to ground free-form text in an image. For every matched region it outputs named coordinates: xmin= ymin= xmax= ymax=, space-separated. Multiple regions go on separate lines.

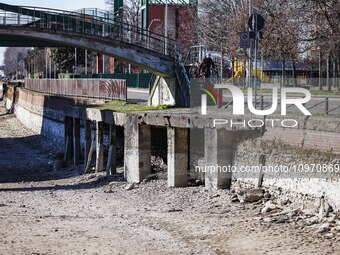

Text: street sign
xmin=240 ymin=32 xmax=250 ymax=48
xmin=248 ymin=14 xmax=265 ymax=31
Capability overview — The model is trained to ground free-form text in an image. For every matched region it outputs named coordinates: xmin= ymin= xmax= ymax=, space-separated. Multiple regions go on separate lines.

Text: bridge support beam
xmin=124 ymin=122 xmax=151 ymax=183
xmin=84 ymin=120 xmax=92 ymax=166
xmin=167 ymin=127 xmax=188 ymax=187
xmin=148 ymin=76 xmax=176 ymax=106
xmin=64 ymin=116 xmax=73 ymax=161
xmin=73 ymin=117 xmax=81 ymax=165
xmin=204 ymin=128 xmax=235 ymax=190
xmin=95 ymin=121 xmax=104 ymax=173
xmin=106 ymin=124 xmax=117 ymax=175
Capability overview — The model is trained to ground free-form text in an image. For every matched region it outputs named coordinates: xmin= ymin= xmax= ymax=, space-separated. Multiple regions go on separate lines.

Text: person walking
xmin=199 ymin=53 xmax=215 ymax=78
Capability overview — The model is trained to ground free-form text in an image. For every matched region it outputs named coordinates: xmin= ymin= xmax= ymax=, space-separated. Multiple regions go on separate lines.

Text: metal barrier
xmin=24 ymin=78 xmax=127 ymax=101
xmin=253 ymin=94 xmax=340 ymax=115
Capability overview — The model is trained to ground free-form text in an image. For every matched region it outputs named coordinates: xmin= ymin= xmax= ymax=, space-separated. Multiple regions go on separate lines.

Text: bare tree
xmin=4 ymin=48 xmax=29 ymax=76
xmin=198 ymin=0 xmax=247 ymax=54
xmin=309 ymin=0 xmax=340 ymax=90
xmin=106 ymin=0 xmax=141 ymax=27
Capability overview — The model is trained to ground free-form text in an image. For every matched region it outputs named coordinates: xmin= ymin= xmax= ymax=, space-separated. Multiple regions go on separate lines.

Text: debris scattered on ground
xmin=236 ymin=188 xmax=264 ymax=203
xmin=125 ymin=182 xmax=135 ymax=190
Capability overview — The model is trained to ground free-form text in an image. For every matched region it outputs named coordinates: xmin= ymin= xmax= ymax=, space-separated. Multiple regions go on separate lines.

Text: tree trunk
xmin=335 ymin=58 xmax=340 ymax=92
xmin=327 ymin=54 xmax=331 ymax=92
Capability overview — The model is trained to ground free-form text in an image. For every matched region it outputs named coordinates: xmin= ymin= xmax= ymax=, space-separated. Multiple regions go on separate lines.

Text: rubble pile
xmin=230 ymin=186 xmax=340 ymax=239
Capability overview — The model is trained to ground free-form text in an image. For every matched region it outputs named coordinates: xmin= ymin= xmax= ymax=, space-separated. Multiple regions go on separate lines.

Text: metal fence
xmin=253 ymin=95 xmax=340 ymax=115
xmin=24 ymin=78 xmax=127 ymax=101
xmin=0 ymin=3 xmax=176 ymax=56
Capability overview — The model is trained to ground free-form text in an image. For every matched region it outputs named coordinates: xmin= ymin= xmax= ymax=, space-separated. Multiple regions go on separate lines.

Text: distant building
xmin=260 ymin=61 xmax=312 ymax=78
xmin=141 ymin=0 xmax=198 ymax=55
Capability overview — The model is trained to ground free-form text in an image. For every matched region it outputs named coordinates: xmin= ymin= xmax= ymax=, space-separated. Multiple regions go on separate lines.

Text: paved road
xmin=127 ymin=88 xmax=149 ymax=103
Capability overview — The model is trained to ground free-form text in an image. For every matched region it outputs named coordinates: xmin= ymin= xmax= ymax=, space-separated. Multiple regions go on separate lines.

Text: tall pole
xmin=49 ymin=56 xmax=51 ymax=79
xmin=254 ymin=18 xmax=258 ymax=108
xmin=85 ymin=49 xmax=88 ymax=75
xmin=261 ymin=50 xmax=263 ymax=80
xmin=148 ymin=19 xmax=161 ymax=49
xmin=45 ymin=49 xmax=48 ymax=78
xmin=74 ymin=47 xmax=77 ymax=76
xmin=28 ymin=60 xmax=31 ymax=78
xmin=220 ymin=41 xmax=223 ymax=84
xmin=33 ymin=58 xmax=35 ymax=78
xmin=103 ymin=55 xmax=105 ymax=74
xmin=164 ymin=0 xmax=168 ymax=55
xmin=318 ymin=47 xmax=321 ymax=91
xmin=327 ymin=53 xmax=330 ymax=91
xmin=248 ymin=0 xmax=253 ymax=89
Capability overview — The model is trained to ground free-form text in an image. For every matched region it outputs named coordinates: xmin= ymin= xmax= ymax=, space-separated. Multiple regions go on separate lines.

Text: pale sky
xmin=0 ymin=0 xmax=107 ymax=64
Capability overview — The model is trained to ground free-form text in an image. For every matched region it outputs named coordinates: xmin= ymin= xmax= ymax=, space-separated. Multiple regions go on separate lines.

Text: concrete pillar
xmin=84 ymin=120 xmax=92 ymax=165
xmin=106 ymin=124 xmax=117 ymax=175
xmin=167 ymin=127 xmax=188 ymax=187
xmin=124 ymin=123 xmax=151 ymax=183
xmin=204 ymin=128 xmax=235 ymax=190
xmin=64 ymin=116 xmax=73 ymax=161
xmin=95 ymin=121 xmax=104 ymax=173
xmin=73 ymin=117 xmax=81 ymax=165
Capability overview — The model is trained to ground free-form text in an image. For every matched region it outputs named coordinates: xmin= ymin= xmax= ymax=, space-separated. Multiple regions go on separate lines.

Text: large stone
xmin=237 ymin=188 xmax=264 ymax=203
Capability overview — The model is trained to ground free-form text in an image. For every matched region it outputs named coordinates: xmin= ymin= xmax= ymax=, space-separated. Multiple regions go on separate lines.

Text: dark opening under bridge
xmin=0 ymin=2 xmax=190 ymax=106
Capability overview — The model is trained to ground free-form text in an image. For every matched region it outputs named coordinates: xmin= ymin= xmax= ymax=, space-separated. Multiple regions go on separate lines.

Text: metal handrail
xmin=0 ymin=3 xmax=176 ymax=57
xmin=174 ymin=46 xmax=190 ymax=106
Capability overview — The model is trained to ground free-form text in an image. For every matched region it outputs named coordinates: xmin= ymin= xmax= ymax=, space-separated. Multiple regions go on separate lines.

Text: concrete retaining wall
xmin=14 ymin=88 xmax=65 ymax=149
xmin=234 ymin=121 xmax=340 ymax=211
xmin=6 ymin=87 xmax=104 ymax=151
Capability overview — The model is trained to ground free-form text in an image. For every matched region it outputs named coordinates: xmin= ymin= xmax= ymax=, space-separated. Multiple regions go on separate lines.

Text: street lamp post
xmin=147 ymin=19 xmax=161 ymax=49
xmin=164 ymin=0 xmax=168 ymax=55
xmin=318 ymin=47 xmax=321 ymax=91
xmin=18 ymin=60 xmax=25 ymax=79
xmin=85 ymin=49 xmax=88 ymax=76
xmin=74 ymin=47 xmax=77 ymax=77
xmin=248 ymin=0 xmax=253 ymax=89
xmin=72 ymin=66 xmax=75 ymax=79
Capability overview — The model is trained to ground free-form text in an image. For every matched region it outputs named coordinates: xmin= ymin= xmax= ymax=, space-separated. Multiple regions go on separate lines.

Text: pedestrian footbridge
xmin=0 ymin=3 xmax=190 ymax=106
